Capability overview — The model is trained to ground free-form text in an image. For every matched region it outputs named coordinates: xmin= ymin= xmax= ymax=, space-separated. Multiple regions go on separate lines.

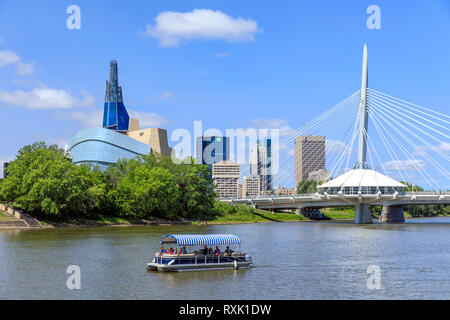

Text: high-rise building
xmin=196 ymin=136 xmax=230 ymax=169
xmin=212 ymin=161 xmax=239 ymax=199
xmin=294 ymin=136 xmax=325 ymax=187
xmin=243 ymin=175 xmax=260 ymax=198
xmin=2 ymin=162 xmax=9 ymax=179
xmin=103 ymin=60 xmax=130 ymax=132
xmin=250 ymin=138 xmax=272 ymax=192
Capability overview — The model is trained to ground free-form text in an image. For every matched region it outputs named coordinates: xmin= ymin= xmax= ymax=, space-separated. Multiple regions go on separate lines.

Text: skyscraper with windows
xmin=196 ymin=136 xmax=230 ymax=170
xmin=294 ymin=136 xmax=326 ymax=187
xmin=250 ymin=138 xmax=272 ymax=192
xmin=103 ymin=60 xmax=130 ymax=132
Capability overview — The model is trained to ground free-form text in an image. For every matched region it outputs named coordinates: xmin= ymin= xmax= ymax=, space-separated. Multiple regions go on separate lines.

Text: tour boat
xmin=147 ymin=234 xmax=252 ymax=272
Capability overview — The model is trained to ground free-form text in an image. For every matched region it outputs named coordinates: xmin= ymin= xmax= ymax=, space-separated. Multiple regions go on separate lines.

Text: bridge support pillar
xmin=379 ymin=206 xmax=405 ymax=223
xmin=297 ymin=208 xmax=324 ymax=220
xmin=355 ymin=204 xmax=372 ymax=224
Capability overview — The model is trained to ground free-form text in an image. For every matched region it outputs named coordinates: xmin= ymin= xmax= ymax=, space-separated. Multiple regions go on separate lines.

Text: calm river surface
xmin=1 ymin=217 xmax=449 ymax=300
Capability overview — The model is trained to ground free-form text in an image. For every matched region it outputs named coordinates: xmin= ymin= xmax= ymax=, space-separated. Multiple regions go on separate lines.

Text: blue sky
xmin=0 ymin=0 xmax=449 ymax=188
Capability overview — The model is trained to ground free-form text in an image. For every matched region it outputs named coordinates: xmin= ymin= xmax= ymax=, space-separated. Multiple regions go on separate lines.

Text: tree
xmin=0 ymin=142 xmax=106 ymax=219
xmin=113 ymin=165 xmax=181 ymax=219
xmin=297 ymin=180 xmax=318 ymax=194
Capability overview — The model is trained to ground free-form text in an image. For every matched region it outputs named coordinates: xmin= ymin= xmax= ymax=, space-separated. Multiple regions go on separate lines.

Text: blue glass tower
xmin=103 ymin=60 xmax=130 ymax=132
xmin=196 ymin=136 xmax=230 ymax=173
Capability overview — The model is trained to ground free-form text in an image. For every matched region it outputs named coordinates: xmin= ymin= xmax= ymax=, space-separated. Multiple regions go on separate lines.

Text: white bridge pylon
xmin=231 ymin=44 xmax=450 ymax=224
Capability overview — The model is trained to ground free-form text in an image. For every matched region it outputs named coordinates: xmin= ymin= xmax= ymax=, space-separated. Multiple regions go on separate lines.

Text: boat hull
xmin=147 ymin=261 xmax=252 ymax=272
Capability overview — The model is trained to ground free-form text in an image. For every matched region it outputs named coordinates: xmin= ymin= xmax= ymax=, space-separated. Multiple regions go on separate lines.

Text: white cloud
xmin=251 ymin=118 xmax=295 ymax=136
xmin=383 ymin=159 xmax=426 ymax=170
xmin=0 ymin=87 xmax=95 ymax=110
xmin=0 ymin=49 xmax=36 ymax=76
xmin=14 ymin=61 xmax=36 ymax=76
xmin=326 ymin=140 xmax=350 ymax=155
xmin=0 ymin=50 xmax=20 ymax=67
xmin=129 ymin=110 xmax=170 ymax=128
xmin=67 ymin=108 xmax=170 ymax=129
xmin=152 ymin=91 xmax=174 ymax=101
xmin=413 ymin=142 xmax=450 ymax=156
xmin=143 ymin=9 xmax=261 ymax=47
xmin=68 ymin=109 xmax=103 ymax=128
xmin=215 ymin=52 xmax=231 ymax=59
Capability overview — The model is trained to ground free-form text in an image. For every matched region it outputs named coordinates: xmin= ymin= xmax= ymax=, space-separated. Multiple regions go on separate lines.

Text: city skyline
xmin=0 ymin=1 xmax=449 ymax=189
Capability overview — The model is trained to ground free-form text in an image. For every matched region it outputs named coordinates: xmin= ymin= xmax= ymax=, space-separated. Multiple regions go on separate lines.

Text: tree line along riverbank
xmin=0 ymin=142 xmax=447 ymax=228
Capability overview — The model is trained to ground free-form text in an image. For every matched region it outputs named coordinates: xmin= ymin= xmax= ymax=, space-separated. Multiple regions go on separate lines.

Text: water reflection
xmin=0 ymin=217 xmax=449 ymax=299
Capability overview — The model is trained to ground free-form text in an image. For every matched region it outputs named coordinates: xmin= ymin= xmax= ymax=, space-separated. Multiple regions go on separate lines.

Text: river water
xmin=0 ymin=217 xmax=449 ymax=300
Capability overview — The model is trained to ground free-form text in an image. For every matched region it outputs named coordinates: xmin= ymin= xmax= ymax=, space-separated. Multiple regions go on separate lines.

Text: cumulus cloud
xmin=152 ymin=91 xmax=174 ymax=101
xmin=14 ymin=62 xmax=36 ymax=76
xmin=143 ymin=9 xmax=261 ymax=47
xmin=251 ymin=118 xmax=295 ymax=137
xmin=0 ymin=50 xmax=20 ymax=67
xmin=67 ymin=108 xmax=170 ymax=129
xmin=0 ymin=49 xmax=36 ymax=76
xmin=215 ymin=52 xmax=231 ymax=59
xmin=128 ymin=110 xmax=170 ymax=128
xmin=0 ymin=87 xmax=95 ymax=110
xmin=383 ymin=159 xmax=426 ymax=170
xmin=326 ymin=139 xmax=352 ymax=155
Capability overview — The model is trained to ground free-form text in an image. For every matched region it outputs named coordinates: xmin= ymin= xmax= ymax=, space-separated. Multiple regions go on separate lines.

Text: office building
xmin=212 ymin=161 xmax=239 ymax=199
xmin=250 ymin=138 xmax=272 ymax=192
xmin=196 ymin=136 xmax=230 ymax=169
xmin=2 ymin=162 xmax=9 ymax=179
xmin=243 ymin=175 xmax=260 ymax=198
xmin=274 ymin=186 xmax=296 ymax=196
xmin=294 ymin=136 xmax=325 ymax=187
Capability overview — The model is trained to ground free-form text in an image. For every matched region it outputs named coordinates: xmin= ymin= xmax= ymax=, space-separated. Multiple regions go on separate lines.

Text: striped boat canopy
xmin=160 ymin=234 xmax=241 ymax=246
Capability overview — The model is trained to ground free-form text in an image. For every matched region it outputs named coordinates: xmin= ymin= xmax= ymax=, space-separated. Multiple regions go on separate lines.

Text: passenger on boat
xmin=208 ymin=247 xmax=214 ymax=255
xmin=225 ymin=246 xmax=234 ymax=255
xmin=214 ymin=246 xmax=221 ymax=255
xmin=201 ymin=245 xmax=208 ymax=255
xmin=182 ymin=247 xmax=187 ymax=254
xmin=169 ymin=247 xmax=174 ymax=254
xmin=160 ymin=247 xmax=165 ymax=254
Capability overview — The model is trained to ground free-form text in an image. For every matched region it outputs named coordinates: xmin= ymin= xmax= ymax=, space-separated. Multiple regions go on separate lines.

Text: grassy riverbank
xmin=39 ymin=207 xmax=310 ymax=228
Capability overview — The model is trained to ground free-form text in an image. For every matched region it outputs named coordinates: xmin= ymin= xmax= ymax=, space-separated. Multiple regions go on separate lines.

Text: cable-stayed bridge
xmin=224 ymin=45 xmax=450 ymax=224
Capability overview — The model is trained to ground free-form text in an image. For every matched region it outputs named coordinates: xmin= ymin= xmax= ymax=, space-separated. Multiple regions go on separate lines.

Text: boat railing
xmin=154 ymin=253 xmax=248 ymax=265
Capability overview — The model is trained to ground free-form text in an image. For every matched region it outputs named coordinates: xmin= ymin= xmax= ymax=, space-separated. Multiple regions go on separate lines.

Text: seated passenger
xmin=208 ymin=247 xmax=213 ymax=255
xmin=225 ymin=246 xmax=234 ymax=255
xmin=178 ymin=248 xmax=183 ymax=255
xmin=169 ymin=247 xmax=174 ymax=255
xmin=214 ymin=246 xmax=221 ymax=255
xmin=182 ymin=247 xmax=187 ymax=254
xmin=201 ymin=245 xmax=208 ymax=255
xmin=160 ymin=247 xmax=165 ymax=254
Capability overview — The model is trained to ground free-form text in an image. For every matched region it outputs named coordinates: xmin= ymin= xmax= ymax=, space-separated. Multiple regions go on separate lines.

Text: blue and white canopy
xmin=160 ymin=234 xmax=241 ymax=246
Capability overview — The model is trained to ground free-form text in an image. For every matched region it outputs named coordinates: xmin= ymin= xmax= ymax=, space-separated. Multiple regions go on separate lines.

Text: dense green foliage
xmin=0 ymin=142 xmax=217 ymax=221
xmin=296 ymin=180 xmax=318 ymax=194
